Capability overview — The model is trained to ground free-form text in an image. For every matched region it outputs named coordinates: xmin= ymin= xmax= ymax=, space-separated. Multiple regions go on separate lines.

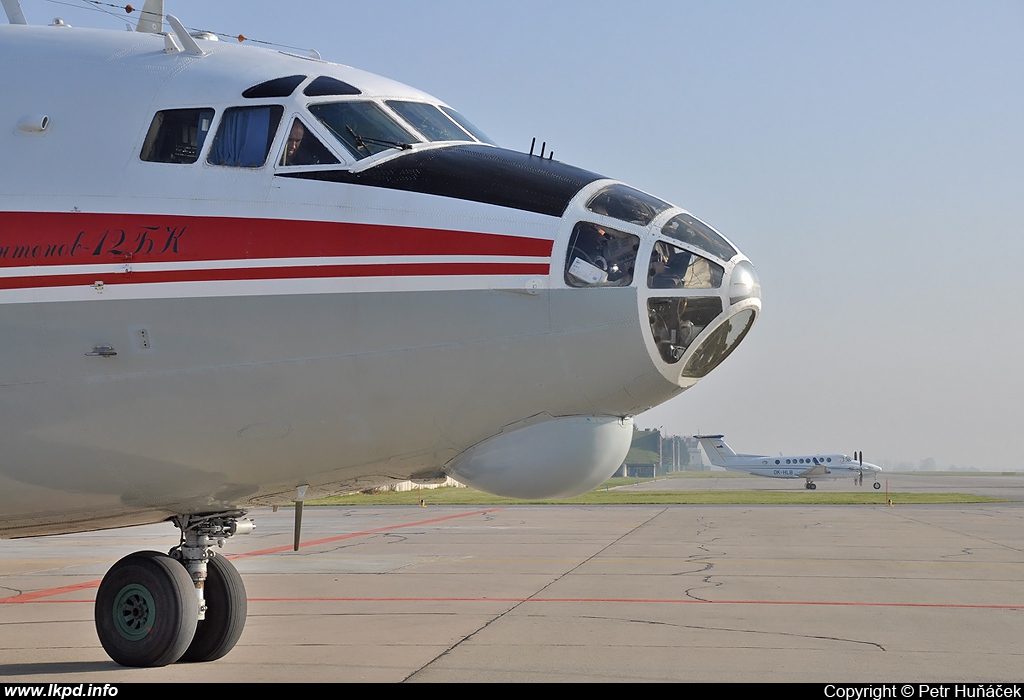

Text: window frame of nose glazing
xmin=557 ymin=180 xmax=760 ymax=388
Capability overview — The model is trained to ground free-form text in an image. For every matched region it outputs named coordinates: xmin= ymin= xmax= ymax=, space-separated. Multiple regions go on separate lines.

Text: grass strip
xmin=308 ymin=487 xmax=1006 ymax=507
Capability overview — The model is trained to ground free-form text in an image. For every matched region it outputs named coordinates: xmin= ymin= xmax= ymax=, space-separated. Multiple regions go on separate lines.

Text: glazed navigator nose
xmin=557 ymin=180 xmax=761 ymax=388
xmin=642 ymin=211 xmax=760 ymax=384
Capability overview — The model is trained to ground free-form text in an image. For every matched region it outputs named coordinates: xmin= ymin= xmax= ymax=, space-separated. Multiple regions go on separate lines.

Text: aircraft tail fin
xmin=694 ymin=434 xmax=738 ymax=466
xmin=135 ymin=0 xmax=164 ymax=33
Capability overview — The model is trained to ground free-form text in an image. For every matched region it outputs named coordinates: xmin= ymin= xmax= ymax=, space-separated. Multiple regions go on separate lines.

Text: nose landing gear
xmin=94 ymin=512 xmax=253 ymax=667
xmin=94 ymin=551 xmax=197 ymax=667
xmin=178 ymin=549 xmax=247 ymax=663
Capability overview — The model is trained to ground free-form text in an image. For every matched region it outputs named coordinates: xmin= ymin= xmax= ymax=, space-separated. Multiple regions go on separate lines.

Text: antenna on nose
xmin=527 ymin=137 xmax=555 ymax=161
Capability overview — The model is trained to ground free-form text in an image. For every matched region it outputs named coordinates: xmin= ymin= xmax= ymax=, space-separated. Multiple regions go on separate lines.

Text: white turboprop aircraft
xmin=0 ymin=0 xmax=761 ymax=667
xmin=695 ymin=435 xmax=881 ymax=490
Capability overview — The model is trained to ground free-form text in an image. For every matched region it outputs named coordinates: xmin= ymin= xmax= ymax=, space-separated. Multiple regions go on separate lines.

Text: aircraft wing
xmin=799 ymin=464 xmax=830 ymax=478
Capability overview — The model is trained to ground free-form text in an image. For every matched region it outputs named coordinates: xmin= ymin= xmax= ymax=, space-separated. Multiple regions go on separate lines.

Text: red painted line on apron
xmin=228 ymin=508 xmax=504 ymax=560
xmin=12 ymin=597 xmax=1021 ymax=610
xmin=0 ymin=508 xmax=504 ymax=603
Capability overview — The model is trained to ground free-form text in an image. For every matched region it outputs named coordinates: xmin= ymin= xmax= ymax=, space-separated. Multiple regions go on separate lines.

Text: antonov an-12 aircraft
xmin=0 ymin=0 xmax=761 ymax=667
xmin=695 ymin=435 xmax=881 ymax=490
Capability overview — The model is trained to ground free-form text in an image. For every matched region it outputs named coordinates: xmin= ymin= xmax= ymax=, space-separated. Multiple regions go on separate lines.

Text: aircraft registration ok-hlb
xmin=695 ymin=435 xmax=882 ymax=490
xmin=0 ymin=0 xmax=761 ymax=667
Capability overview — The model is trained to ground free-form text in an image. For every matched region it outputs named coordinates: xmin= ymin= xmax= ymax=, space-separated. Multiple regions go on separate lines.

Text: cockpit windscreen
xmin=308 ymin=102 xmax=419 ymax=160
xmin=386 ymin=101 xmax=474 ymax=142
xmin=439 ymin=107 xmax=495 ymax=145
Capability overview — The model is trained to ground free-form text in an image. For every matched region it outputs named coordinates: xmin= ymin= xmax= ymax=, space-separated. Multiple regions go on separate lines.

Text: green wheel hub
xmin=112 ymin=583 xmax=156 ymax=641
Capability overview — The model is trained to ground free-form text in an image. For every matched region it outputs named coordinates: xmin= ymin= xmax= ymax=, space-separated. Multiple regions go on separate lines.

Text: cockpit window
xmin=308 ymin=102 xmax=418 ymax=160
xmin=587 ymin=184 xmax=671 ymax=226
xmin=303 ymin=76 xmax=361 ymax=97
xmin=439 ymin=106 xmax=496 ymax=145
xmin=243 ymin=75 xmax=306 ymax=99
xmin=207 ymin=105 xmax=284 ymax=168
xmin=564 ymin=221 xmax=639 ymax=287
xmin=647 ymin=297 xmax=723 ymax=364
xmin=280 ymin=118 xmax=340 ymax=166
xmin=648 ymin=241 xmax=724 ymax=289
xmin=385 ymin=101 xmax=474 ymax=142
xmin=140 ymin=108 xmax=214 ymax=164
xmin=662 ymin=212 xmax=737 ymax=262
xmin=681 ymin=308 xmax=756 ymax=378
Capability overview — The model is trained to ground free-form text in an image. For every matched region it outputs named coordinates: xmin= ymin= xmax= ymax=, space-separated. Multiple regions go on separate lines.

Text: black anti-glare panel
xmin=278 ymin=145 xmax=604 ymax=217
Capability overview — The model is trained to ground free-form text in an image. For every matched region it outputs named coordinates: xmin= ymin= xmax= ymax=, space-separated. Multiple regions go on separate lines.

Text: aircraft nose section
xmin=729 ymin=260 xmax=761 ymax=305
xmin=640 ymin=208 xmax=761 ymax=386
xmin=557 ymin=181 xmax=761 ymax=399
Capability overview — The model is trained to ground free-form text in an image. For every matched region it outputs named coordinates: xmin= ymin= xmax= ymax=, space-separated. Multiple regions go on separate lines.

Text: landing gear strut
xmin=179 ymin=550 xmax=247 ymax=662
xmin=94 ymin=512 xmax=253 ymax=667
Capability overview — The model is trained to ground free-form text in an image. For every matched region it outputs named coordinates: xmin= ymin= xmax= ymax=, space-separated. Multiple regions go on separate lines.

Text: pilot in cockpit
xmin=281 ymin=119 xmax=339 ymax=166
xmin=283 ymin=121 xmax=308 ymax=165
xmin=649 ymin=242 xmax=691 ymax=288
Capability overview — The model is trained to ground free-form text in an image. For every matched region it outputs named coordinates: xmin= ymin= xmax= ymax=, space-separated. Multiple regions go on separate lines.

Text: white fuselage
xmin=723 ymin=459 xmax=881 ymax=481
xmin=0 ymin=24 xmax=761 ymax=536
xmin=696 ymin=436 xmax=880 ymax=482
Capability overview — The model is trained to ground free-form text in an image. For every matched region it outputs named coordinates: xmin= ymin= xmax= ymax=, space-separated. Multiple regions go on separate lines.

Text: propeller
xmin=855 ymin=450 xmax=882 ymax=488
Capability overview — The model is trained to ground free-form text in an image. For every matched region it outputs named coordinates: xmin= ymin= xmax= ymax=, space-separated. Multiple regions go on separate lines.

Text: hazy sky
xmin=28 ymin=0 xmax=1024 ymax=470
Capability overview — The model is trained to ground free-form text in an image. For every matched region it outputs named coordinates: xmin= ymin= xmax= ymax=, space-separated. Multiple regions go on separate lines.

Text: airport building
xmin=615 ymin=429 xmax=704 ymax=478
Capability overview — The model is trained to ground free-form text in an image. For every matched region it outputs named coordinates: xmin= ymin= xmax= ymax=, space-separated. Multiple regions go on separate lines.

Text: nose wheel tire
xmin=95 ymin=551 xmax=198 ymax=667
xmin=873 ymin=482 xmax=881 ymax=489
xmin=179 ymin=553 xmax=247 ymax=663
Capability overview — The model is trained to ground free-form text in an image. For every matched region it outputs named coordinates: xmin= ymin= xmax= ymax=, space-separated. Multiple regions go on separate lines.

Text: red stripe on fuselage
xmin=0 ymin=212 xmax=554 ymax=268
